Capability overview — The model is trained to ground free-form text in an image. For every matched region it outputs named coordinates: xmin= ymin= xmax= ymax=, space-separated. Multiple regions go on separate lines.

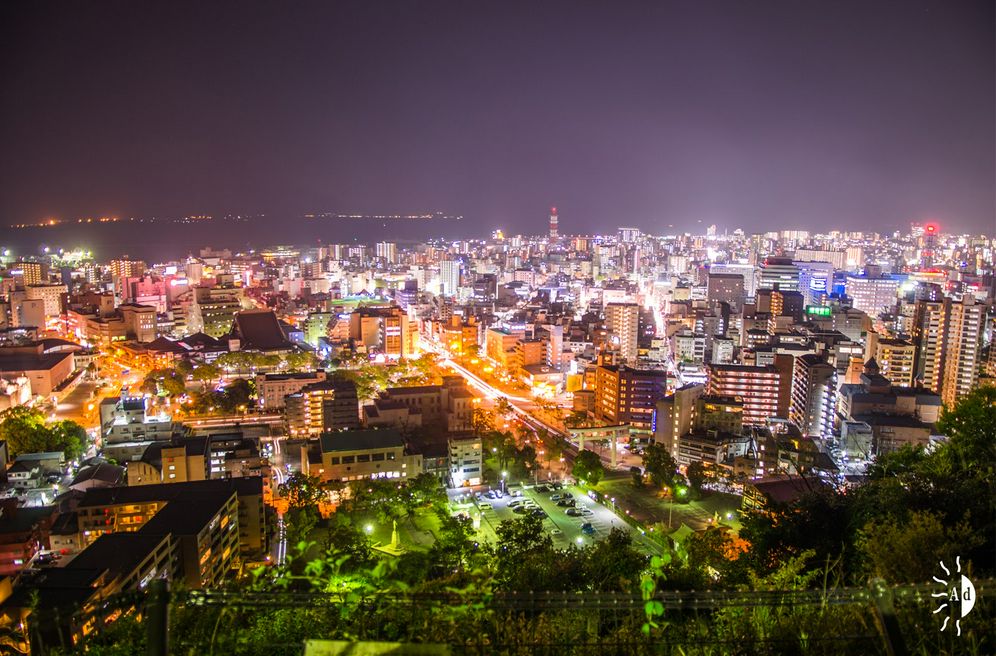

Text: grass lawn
xmin=596 ymin=473 xmax=743 ymax=533
xmin=304 ymin=505 xmax=443 ymax=558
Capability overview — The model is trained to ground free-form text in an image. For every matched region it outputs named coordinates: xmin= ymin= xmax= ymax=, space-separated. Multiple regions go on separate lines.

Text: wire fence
xmin=21 ymin=578 xmax=995 ymax=656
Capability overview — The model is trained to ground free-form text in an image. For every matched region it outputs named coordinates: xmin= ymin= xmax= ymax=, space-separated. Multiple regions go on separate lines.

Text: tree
xmin=643 ymin=443 xmax=679 ymax=489
xmin=218 ymin=378 xmax=253 ymax=412
xmin=284 ymin=351 xmax=319 ymax=372
xmin=0 ymin=407 xmax=48 ymax=456
xmin=143 ymin=368 xmax=185 ymax=397
xmin=630 ymin=466 xmax=644 ymax=488
xmin=0 ymin=408 xmax=85 ymax=460
xmin=513 ymin=444 xmax=538 ymax=479
xmin=686 ymin=461 xmax=708 ymax=494
xmin=174 ymin=359 xmax=194 ymax=377
xmin=584 ymin=527 xmax=646 ymax=592
xmin=935 ymin=385 xmax=996 ymax=482
xmin=856 ymin=510 xmax=981 ymax=584
xmin=572 ymin=449 xmax=604 ymax=486
xmin=48 ymin=420 xmax=87 ymax=461
xmin=192 ymin=363 xmax=221 ymax=389
xmin=471 ymin=407 xmax=496 ymax=436
xmin=494 ymin=397 xmax=513 ymax=417
xmin=564 ymin=410 xmax=589 ymax=428
xmin=279 ymin=472 xmax=329 ymax=509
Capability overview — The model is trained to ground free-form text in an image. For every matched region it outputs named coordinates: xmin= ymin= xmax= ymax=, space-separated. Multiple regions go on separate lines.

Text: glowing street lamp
xmin=501 ymin=470 xmax=508 ymax=493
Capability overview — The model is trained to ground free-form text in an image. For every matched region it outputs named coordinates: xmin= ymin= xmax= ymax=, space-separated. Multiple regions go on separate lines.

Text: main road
xmin=429 ymin=343 xmax=631 ymax=473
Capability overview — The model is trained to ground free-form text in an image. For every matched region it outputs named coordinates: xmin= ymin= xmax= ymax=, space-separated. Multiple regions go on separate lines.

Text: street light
xmin=364 ymin=524 xmax=374 ymax=534
xmin=501 ymin=471 xmax=508 ymax=493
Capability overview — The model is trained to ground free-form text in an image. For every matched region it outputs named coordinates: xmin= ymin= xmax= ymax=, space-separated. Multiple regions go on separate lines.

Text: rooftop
xmin=319 ymin=428 xmax=404 ymax=453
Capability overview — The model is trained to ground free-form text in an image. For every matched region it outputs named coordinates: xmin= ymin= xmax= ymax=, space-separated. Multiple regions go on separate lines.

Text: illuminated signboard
xmin=809 ymin=277 xmax=827 ymax=292
xmin=806 ymin=305 xmax=832 ymax=317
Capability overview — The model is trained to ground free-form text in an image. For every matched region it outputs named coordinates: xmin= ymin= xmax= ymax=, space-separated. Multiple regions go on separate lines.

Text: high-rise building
xmin=110 ymin=259 xmax=146 ymax=299
xmin=793 ymin=249 xmax=847 ymax=270
xmin=758 ymin=257 xmax=799 ymax=293
xmin=440 ymin=260 xmax=460 ymax=297
xmin=873 ymin=338 xmax=916 ymax=388
xmin=549 ymin=207 xmax=559 ymax=239
xmin=13 ymin=261 xmax=45 ymax=287
xmin=593 ymin=363 xmax=668 ymax=429
xmin=604 ymin=302 xmax=640 ymax=364
xmin=285 ymin=379 xmax=360 ymax=437
xmin=796 ymin=261 xmax=834 ymax=307
xmin=913 ymin=296 xmax=986 ymax=406
xmin=186 ymin=286 xmax=245 ymax=338
xmin=619 ymin=227 xmax=641 ymax=243
xmin=24 ymin=283 xmax=67 ymax=319
xmin=706 ymin=273 xmax=745 ymax=314
xmin=348 ymin=305 xmax=415 ymax=358
xmin=653 ymin=383 xmax=705 ymax=461
xmin=845 ymin=274 xmax=899 ymax=317
xmin=706 ymin=355 xmax=794 ymax=426
xmin=448 ymin=435 xmax=482 ymax=487
xmin=790 ymin=354 xmax=836 ymax=437
xmin=375 ymin=242 xmax=397 ymax=264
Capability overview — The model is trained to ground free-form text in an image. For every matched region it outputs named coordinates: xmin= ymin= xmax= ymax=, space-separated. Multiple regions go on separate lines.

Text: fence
xmin=21 ymin=578 xmax=994 ymax=656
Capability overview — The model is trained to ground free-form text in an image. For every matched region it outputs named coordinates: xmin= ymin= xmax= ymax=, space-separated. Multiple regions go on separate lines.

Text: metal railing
xmin=22 ymin=578 xmax=995 ymax=656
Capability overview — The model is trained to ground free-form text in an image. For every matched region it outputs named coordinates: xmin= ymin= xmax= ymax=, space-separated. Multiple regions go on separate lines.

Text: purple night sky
xmin=1 ymin=0 xmax=993 ymax=237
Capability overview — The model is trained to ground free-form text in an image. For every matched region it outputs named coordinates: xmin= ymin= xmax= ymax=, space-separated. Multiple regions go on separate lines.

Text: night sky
xmin=1 ymin=0 xmax=993 ymax=237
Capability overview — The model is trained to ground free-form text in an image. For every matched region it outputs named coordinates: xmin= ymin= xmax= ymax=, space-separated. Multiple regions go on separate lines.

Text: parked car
xmin=509 ymin=489 xmax=523 ymax=497
xmin=580 ymin=508 xmax=594 ymax=516
xmin=535 ymin=485 xmax=550 ymax=493
xmin=478 ymin=503 xmax=492 ymax=510
xmin=565 ymin=508 xmax=583 ymax=517
xmin=556 ymin=499 xmax=575 ymax=508
xmin=530 ymin=508 xmax=547 ymax=518
xmin=550 ymin=494 xmax=562 ymax=501
xmin=512 ymin=506 xmax=529 ymax=514
xmin=581 ymin=523 xmax=596 ymax=536
xmin=550 ymin=528 xmax=563 ymax=537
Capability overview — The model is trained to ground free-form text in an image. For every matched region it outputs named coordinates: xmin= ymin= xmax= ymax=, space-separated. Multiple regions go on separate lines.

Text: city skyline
xmin=1 ymin=0 xmax=993 ymax=236
xmin=0 ymin=3 xmax=993 ymax=653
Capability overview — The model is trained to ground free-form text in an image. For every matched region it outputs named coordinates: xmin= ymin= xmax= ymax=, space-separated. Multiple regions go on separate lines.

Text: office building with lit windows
xmin=706 ymin=355 xmax=793 ymax=426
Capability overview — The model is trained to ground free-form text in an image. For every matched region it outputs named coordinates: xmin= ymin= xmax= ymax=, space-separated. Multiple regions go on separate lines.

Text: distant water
xmin=3 ymin=215 xmax=476 ymax=262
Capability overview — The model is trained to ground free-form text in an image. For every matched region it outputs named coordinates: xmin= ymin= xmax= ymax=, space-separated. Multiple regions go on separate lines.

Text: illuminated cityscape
xmin=0 ymin=1 xmax=993 ymax=654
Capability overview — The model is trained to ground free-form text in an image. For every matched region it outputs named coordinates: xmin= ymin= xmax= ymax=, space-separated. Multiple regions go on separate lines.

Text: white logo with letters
xmin=932 ymin=557 xmax=975 ymax=636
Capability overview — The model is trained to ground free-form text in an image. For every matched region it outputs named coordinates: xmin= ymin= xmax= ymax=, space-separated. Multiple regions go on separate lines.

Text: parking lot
xmin=450 ymin=483 xmax=662 ymax=555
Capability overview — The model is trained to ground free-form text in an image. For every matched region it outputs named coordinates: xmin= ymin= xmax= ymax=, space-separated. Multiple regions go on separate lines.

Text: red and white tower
xmin=549 ymin=206 xmax=559 ymax=239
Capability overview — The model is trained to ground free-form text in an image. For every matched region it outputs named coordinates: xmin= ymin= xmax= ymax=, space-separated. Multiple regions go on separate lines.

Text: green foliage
xmin=279 ymin=471 xmax=335 ymax=509
xmin=935 ymin=385 xmax=996 ymax=483
xmin=142 ymin=367 xmax=186 ymax=396
xmin=571 ymin=448 xmax=604 ymax=486
xmin=686 ymin=461 xmax=707 ymax=493
xmin=493 ymin=396 xmax=513 ymax=416
xmin=642 ymin=443 xmax=679 ymax=489
xmin=740 ymin=386 xmax=996 ymax=586
xmin=191 ymin=362 xmax=220 ymax=386
xmin=857 ymin=510 xmax=981 ymax=584
xmin=630 ymin=465 xmax=644 ymax=488
xmin=185 ymin=377 xmax=254 ymax=414
xmin=0 ymin=407 xmax=86 ymax=459
xmin=471 ymin=407 xmax=496 ymax=436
